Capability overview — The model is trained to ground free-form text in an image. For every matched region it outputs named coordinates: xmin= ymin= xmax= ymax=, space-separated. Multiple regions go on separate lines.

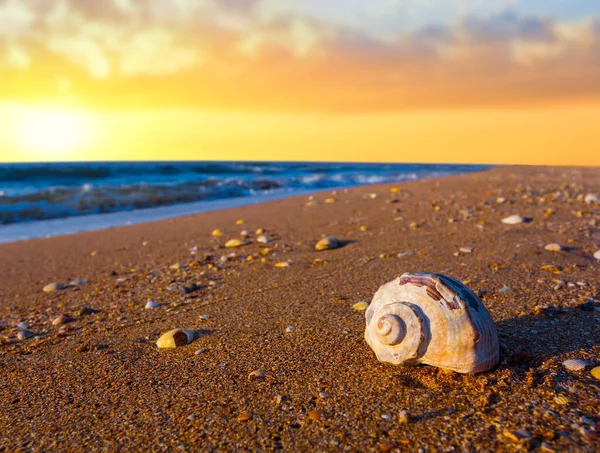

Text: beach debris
xmin=255 ymin=234 xmax=269 ymax=244
xmin=459 ymin=246 xmax=474 ymax=254
xmin=503 ymin=429 xmax=532 ymax=443
xmin=544 ymin=243 xmax=563 ymax=252
xmin=240 ymin=230 xmax=250 ymax=238
xmin=307 ymin=410 xmax=322 ymax=421
xmin=274 ymin=262 xmax=290 ymax=268
xmin=16 ymin=321 xmax=29 ymax=330
xmin=315 ymin=237 xmax=340 ymax=251
xmin=212 ymin=229 xmax=223 ymax=237
xmin=398 ymin=410 xmax=409 ymax=424
xmin=594 ymin=250 xmax=600 ymax=260
xmin=194 ymin=349 xmax=207 ymax=355
xmin=248 ymin=369 xmax=267 ymax=380
xmin=285 ymin=326 xmax=295 ymax=333
xmin=590 ymin=367 xmax=600 ymax=380
xmin=352 ymin=301 xmax=369 ymax=311
xmin=397 ymin=251 xmax=413 ymax=257
xmin=584 ymin=193 xmax=599 ymax=204
xmin=17 ymin=329 xmax=35 ymax=341
xmin=156 ymin=329 xmax=194 ymax=349
xmin=225 ymin=239 xmax=250 ymax=248
xmin=236 ymin=413 xmax=252 ymax=421
xmin=500 ymin=286 xmax=511 ymax=292
xmin=43 ymin=282 xmax=64 ymax=292
xmin=501 ymin=215 xmax=526 ymax=225
xmin=51 ymin=315 xmax=72 ymax=326
xmin=562 ymin=359 xmax=590 ymax=372
xmin=364 ymin=272 xmax=499 ymax=373
xmin=68 ymin=280 xmax=85 ymax=287
xmin=145 ymin=300 xmax=159 ymax=309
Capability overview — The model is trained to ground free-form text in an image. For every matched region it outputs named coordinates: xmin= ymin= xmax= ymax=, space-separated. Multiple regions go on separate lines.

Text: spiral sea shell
xmin=365 ymin=273 xmax=499 ymax=373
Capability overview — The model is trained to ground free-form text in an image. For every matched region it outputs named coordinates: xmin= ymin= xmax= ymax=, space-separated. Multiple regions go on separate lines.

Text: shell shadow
xmin=494 ymin=304 xmax=599 ymax=371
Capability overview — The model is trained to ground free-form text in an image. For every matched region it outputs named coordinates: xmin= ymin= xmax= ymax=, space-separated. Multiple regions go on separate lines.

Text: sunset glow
xmin=0 ymin=1 xmax=599 ymax=165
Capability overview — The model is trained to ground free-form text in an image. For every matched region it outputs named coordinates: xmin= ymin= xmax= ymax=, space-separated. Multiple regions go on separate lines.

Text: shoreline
xmin=1 ymin=165 xmax=598 ymax=452
xmin=0 ymin=166 xmax=487 ymax=245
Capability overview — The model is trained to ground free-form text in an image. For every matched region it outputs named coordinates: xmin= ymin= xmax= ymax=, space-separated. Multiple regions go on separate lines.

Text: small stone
xmin=459 ymin=246 xmax=474 ymax=254
xmin=541 ymin=265 xmax=562 ymax=274
xmin=390 ymin=187 xmax=400 ymax=193
xmin=240 ymin=230 xmax=250 ymax=238
xmin=318 ymin=391 xmax=329 ymax=399
xmin=590 ymin=367 xmax=600 ymax=380
xmin=503 ymin=429 xmax=531 ymax=442
xmin=312 ymin=258 xmax=327 ymax=265
xmin=352 ymin=301 xmax=369 ymax=311
xmin=274 ymin=262 xmax=290 ymax=268
xmin=52 ymin=315 xmax=72 ymax=326
xmin=187 ymin=414 xmax=196 ymax=421
xmin=255 ymin=234 xmax=269 ymax=244
xmin=169 ymin=263 xmax=182 ymax=270
xmin=248 ymin=369 xmax=267 ymax=380
xmin=236 ymin=413 xmax=252 ymax=421
xmin=544 ymin=243 xmax=562 ymax=252
xmin=315 ymin=237 xmax=340 ymax=251
xmin=236 ymin=219 xmax=244 ymax=225
xmin=307 ymin=410 xmax=322 ymax=421
xmin=584 ymin=193 xmax=598 ymax=204
xmin=68 ymin=280 xmax=85 ymax=286
xmin=17 ymin=329 xmax=34 ymax=340
xmin=285 ymin=326 xmax=295 ymax=333
xmin=409 ymin=221 xmax=419 ymax=229
xmin=397 ymin=251 xmax=413 ymax=257
xmin=145 ymin=300 xmax=159 ymax=309
xmin=194 ymin=349 xmax=207 ymax=355
xmin=540 ymin=442 xmax=556 ymax=452
xmin=225 ymin=239 xmax=249 ymax=248
xmin=594 ymin=250 xmax=600 ymax=260
xmin=500 ymin=286 xmax=511 ymax=292
xmin=496 ymin=197 xmax=506 ymax=204
xmin=255 ymin=228 xmax=265 ymax=235
xmin=379 ymin=441 xmax=398 ymax=452
xmin=43 ymin=282 xmax=64 ymax=293
xmin=16 ymin=321 xmax=29 ymax=330
xmin=212 ymin=229 xmax=223 ymax=237
xmin=381 ymin=414 xmax=392 ymax=420
xmin=501 ymin=214 xmax=526 ymax=225
xmin=398 ymin=410 xmax=409 ymax=424
xmin=359 ymin=225 xmax=367 ymax=232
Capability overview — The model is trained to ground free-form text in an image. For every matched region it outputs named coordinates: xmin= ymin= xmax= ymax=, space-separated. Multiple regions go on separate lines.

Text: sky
xmin=0 ymin=0 xmax=599 ymax=165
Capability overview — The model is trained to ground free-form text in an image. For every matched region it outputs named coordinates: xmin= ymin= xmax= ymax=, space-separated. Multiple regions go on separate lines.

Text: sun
xmin=14 ymin=106 xmax=93 ymax=159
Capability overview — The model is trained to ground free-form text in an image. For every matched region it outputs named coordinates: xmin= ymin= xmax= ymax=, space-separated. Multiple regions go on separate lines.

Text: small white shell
xmin=501 ymin=215 xmax=525 ymax=225
xmin=156 ymin=329 xmax=194 ymax=349
xmin=562 ymin=359 xmax=590 ymax=371
xmin=544 ymin=243 xmax=562 ymax=252
xmin=594 ymin=250 xmax=600 ymax=261
xmin=255 ymin=234 xmax=269 ymax=244
xmin=17 ymin=330 xmax=35 ymax=340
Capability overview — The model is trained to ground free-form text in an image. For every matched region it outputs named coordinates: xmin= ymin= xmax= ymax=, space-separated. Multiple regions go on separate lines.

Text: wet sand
xmin=1 ymin=165 xmax=599 ymax=452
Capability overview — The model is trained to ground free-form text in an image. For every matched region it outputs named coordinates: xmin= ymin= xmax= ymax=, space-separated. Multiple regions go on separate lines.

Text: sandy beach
xmin=1 ymin=165 xmax=599 ymax=452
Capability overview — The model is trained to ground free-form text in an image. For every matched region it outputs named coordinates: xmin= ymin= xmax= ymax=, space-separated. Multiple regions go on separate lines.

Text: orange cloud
xmin=1 ymin=1 xmax=599 ymax=111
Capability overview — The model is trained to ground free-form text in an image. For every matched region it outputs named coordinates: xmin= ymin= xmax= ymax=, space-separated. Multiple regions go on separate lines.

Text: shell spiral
xmin=364 ymin=272 xmax=499 ymax=373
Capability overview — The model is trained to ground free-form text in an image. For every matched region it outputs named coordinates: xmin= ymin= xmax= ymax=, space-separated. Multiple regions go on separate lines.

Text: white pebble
xmin=584 ymin=193 xmax=598 ymax=204
xmin=544 ymin=243 xmax=562 ymax=252
xmin=501 ymin=214 xmax=525 ymax=225
xmin=594 ymin=250 xmax=600 ymax=260
xmin=16 ymin=321 xmax=29 ymax=330
xmin=285 ymin=326 xmax=295 ymax=333
xmin=145 ymin=300 xmax=159 ymax=309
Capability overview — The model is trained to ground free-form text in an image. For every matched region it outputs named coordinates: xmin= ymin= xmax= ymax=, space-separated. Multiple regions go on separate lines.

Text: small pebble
xmin=501 ymin=214 xmax=526 ymax=225
xmin=584 ymin=193 xmax=598 ymax=204
xmin=496 ymin=197 xmax=506 ymax=204
xmin=318 ymin=391 xmax=329 ymax=399
xmin=307 ymin=410 xmax=322 ymax=421
xmin=199 ymin=314 xmax=209 ymax=320
xmin=352 ymin=301 xmax=369 ymax=311
xmin=315 ymin=237 xmax=340 ymax=251
xmin=544 ymin=243 xmax=562 ymax=252
xmin=43 ymin=282 xmax=64 ymax=292
xmin=236 ymin=413 xmax=252 ymax=421
xmin=225 ymin=239 xmax=249 ymax=248
xmin=359 ymin=225 xmax=367 ymax=232
xmin=255 ymin=228 xmax=265 ymax=235
xmin=381 ymin=414 xmax=392 ymax=420
xmin=255 ymin=234 xmax=269 ymax=244
xmin=397 ymin=251 xmax=413 ymax=257
xmin=398 ymin=410 xmax=409 ymax=424
xmin=212 ymin=229 xmax=223 ymax=237
xmin=145 ymin=300 xmax=159 ymax=309
xmin=16 ymin=321 xmax=29 ymax=330
xmin=194 ymin=349 xmax=207 ymax=355
xmin=503 ymin=429 xmax=531 ymax=442
xmin=236 ymin=219 xmax=244 ymax=225
xmin=591 ymin=367 xmax=600 ymax=380
xmin=500 ymin=286 xmax=511 ymax=292
xmin=52 ymin=315 xmax=72 ymax=326
xmin=285 ymin=326 xmax=295 ymax=333
xmin=459 ymin=246 xmax=474 ymax=253
xmin=17 ymin=329 xmax=34 ymax=341
xmin=594 ymin=250 xmax=600 ymax=260
xmin=240 ymin=230 xmax=250 ymax=238
xmin=248 ymin=369 xmax=267 ymax=380
xmin=187 ymin=414 xmax=196 ymax=421
xmin=274 ymin=262 xmax=290 ymax=268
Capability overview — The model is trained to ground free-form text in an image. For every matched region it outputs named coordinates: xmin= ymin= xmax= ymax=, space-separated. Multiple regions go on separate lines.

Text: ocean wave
xmin=0 ymin=162 xmax=490 ymax=225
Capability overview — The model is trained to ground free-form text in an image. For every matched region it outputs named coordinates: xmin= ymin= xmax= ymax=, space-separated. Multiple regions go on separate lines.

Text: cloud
xmin=0 ymin=0 xmax=599 ymax=110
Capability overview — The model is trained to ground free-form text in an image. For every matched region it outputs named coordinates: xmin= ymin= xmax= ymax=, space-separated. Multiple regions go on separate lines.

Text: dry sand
xmin=1 ymin=166 xmax=599 ymax=452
